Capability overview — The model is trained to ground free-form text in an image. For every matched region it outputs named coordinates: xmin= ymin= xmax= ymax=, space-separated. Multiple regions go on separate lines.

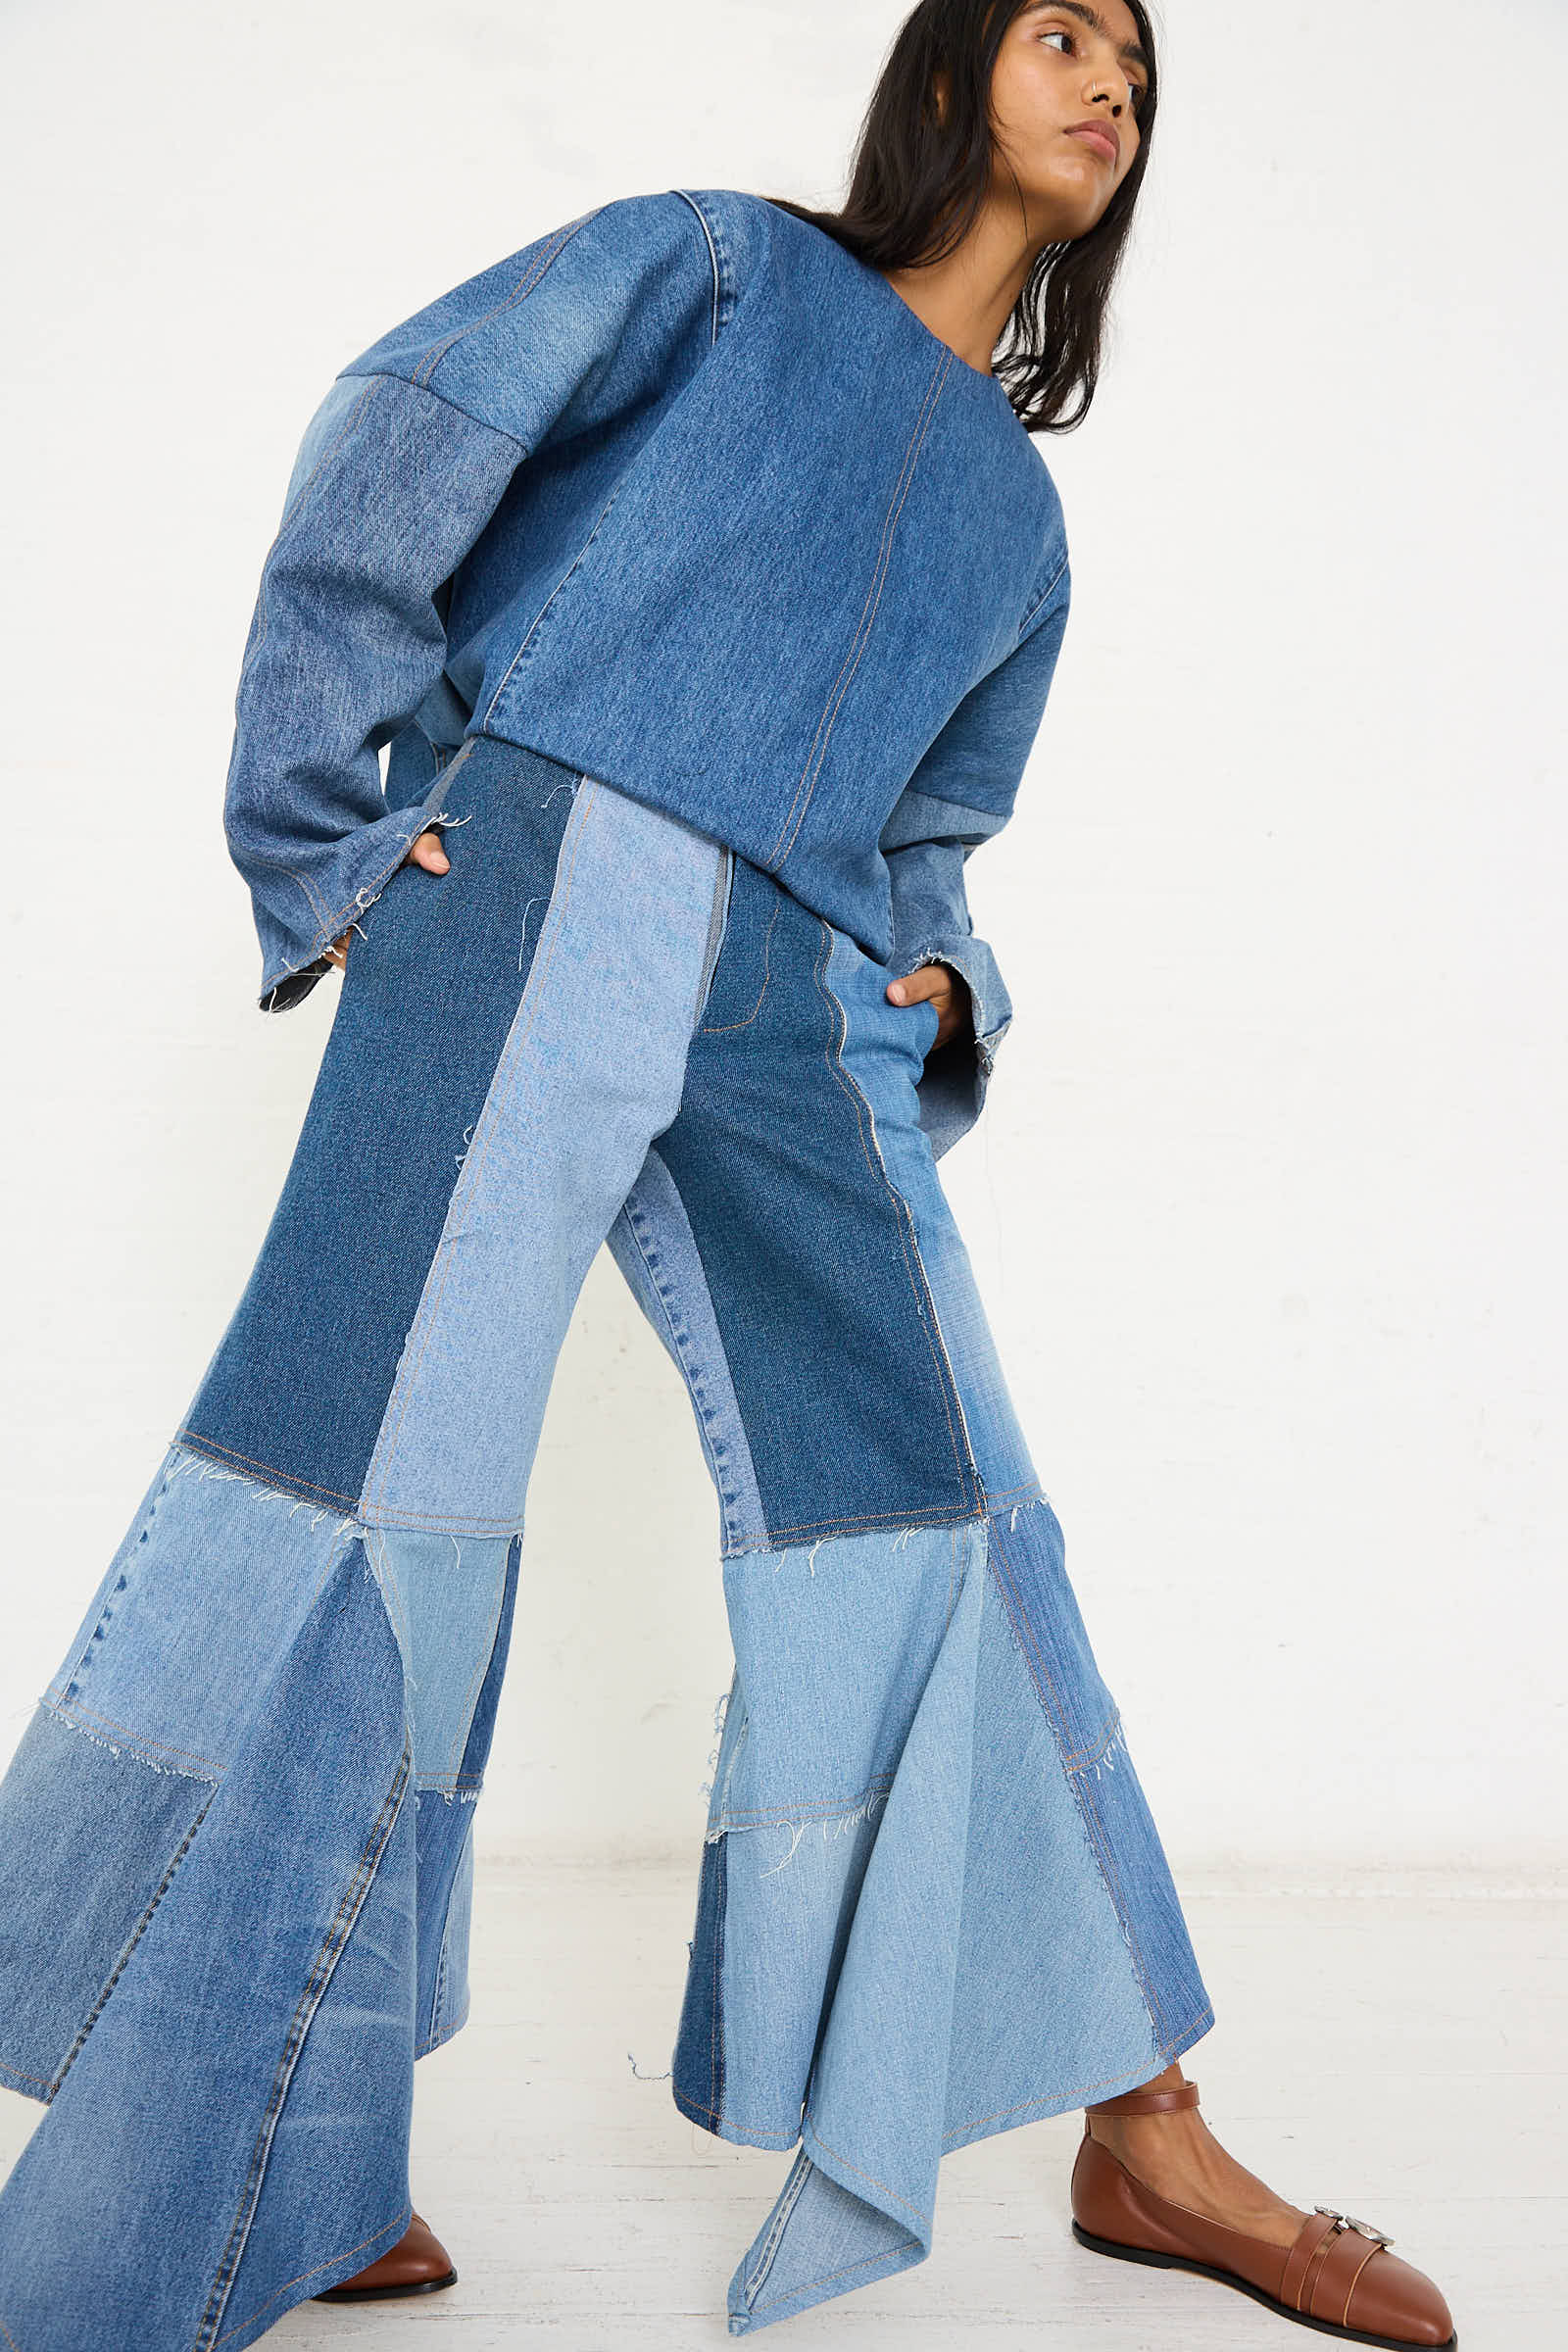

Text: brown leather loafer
xmin=1070 ymin=2080 xmax=1456 ymax=2350
xmin=313 ymin=2209 xmax=458 ymax=2302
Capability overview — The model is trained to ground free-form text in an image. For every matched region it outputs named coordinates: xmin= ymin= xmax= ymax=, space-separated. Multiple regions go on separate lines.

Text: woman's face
xmin=985 ymin=0 xmax=1148 ymax=234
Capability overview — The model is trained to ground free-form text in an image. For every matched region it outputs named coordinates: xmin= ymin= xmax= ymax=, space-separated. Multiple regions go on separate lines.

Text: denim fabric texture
xmin=0 ymin=743 xmax=1212 ymax=2346
xmin=221 ymin=185 xmax=1069 ymax=1157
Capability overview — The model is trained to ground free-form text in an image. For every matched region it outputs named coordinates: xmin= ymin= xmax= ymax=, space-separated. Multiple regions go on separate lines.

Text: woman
xmin=0 ymin=3 xmax=1456 ymax=2346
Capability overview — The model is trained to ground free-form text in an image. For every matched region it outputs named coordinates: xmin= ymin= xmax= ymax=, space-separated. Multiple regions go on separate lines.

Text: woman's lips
xmin=1065 ymin=123 xmax=1118 ymax=165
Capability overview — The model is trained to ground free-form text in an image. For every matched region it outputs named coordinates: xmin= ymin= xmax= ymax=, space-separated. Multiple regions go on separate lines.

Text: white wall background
xmin=0 ymin=0 xmax=1561 ymax=1886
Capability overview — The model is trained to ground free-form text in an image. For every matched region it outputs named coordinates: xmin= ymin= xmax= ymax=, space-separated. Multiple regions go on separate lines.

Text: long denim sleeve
xmin=224 ymin=193 xmax=718 ymax=1011
xmin=885 ymin=557 xmax=1071 ymax=1155
xmin=225 ymin=378 xmax=526 ymax=1010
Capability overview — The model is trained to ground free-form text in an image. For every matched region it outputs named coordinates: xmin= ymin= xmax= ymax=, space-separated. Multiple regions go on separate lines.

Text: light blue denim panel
xmin=719 ymin=1536 xmax=1168 ymax=2183
xmin=706 ymin=1801 xmax=883 ymax=2152
xmin=716 ymin=1532 xmax=989 ymax=2333
xmin=942 ymin=1564 xmax=1165 ymax=2142
xmin=672 ymin=1523 xmax=966 ymax=2148
xmin=985 ymin=1493 xmax=1213 ymax=2059
xmin=819 ymin=921 xmax=1041 ymax=1509
xmin=719 ymin=1511 xmax=1211 ymax=2336
xmin=43 ymin=1439 xmax=361 ymax=1775
xmin=0 ymin=1444 xmax=356 ymax=2105
xmin=0 ymin=1540 xmax=418 ymax=2351
xmin=363 ymin=1525 xmax=513 ymax=1788
xmin=607 ymin=1141 xmax=767 ymax=1554
xmin=358 ymin=777 xmax=728 ymax=1536
xmin=727 ymin=2148 xmax=920 ymax=2337
xmin=365 ymin=1524 xmax=514 ymax=2058
xmin=713 ymin=1522 xmax=967 ymax=1835
xmin=0 ymin=1706 xmax=215 ymax=2102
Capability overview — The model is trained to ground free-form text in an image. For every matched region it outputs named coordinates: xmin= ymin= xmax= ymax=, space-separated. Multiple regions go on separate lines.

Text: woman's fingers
xmin=885 ymin=960 xmax=972 ymax=1052
xmin=405 ymin=828 xmax=450 ymax=875
xmin=324 ymin=828 xmax=451 ymax=977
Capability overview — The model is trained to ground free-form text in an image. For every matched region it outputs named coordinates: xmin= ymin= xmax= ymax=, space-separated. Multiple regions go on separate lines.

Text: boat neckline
xmin=761 ymin=196 xmax=1032 ymax=438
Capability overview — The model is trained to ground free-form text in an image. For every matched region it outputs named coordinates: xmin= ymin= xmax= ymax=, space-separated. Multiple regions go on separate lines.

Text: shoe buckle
xmin=1314 ymin=2203 xmax=1394 ymax=2247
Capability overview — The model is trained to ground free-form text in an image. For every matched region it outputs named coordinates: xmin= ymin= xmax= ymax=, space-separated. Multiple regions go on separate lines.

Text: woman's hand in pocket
xmin=886 ymin=960 xmax=972 ymax=1053
xmin=322 ymin=827 xmax=451 ymax=972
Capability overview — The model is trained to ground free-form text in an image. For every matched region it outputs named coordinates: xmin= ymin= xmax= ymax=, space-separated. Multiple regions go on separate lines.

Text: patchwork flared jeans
xmin=0 ymin=738 xmax=1214 ymax=2348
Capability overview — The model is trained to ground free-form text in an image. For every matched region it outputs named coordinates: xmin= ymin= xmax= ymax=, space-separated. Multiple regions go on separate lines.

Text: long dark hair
xmin=763 ymin=0 xmax=1159 ymax=434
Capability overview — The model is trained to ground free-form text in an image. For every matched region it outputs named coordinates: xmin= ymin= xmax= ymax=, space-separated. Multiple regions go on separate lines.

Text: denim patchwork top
xmin=224 ymin=185 xmax=1071 ymax=1137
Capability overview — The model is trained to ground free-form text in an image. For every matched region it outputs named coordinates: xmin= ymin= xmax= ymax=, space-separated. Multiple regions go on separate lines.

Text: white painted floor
xmin=2 ymin=1863 xmax=1561 ymax=2349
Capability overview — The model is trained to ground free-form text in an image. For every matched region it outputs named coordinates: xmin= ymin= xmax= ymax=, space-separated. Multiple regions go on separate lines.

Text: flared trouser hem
xmin=0 ymin=741 xmax=1213 ymax=2345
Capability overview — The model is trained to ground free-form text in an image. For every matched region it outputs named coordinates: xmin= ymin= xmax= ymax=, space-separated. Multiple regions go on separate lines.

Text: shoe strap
xmin=1085 ymin=2078 xmax=1200 ymax=2116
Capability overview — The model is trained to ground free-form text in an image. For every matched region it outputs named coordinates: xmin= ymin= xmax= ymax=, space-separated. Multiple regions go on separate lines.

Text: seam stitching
xmin=409 ymin=213 xmax=600 ymax=389
xmin=763 ymin=348 xmax=954 ymax=870
xmin=361 ymin=785 xmax=600 ymax=1516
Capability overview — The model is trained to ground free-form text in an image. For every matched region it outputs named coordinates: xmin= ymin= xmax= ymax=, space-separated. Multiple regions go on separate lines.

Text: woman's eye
xmin=1039 ymin=24 xmax=1149 ymax=113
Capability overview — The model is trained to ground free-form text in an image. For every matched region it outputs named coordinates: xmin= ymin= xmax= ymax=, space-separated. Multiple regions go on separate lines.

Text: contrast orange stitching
xmin=212 ymin=2208 xmax=411 ymax=2340
xmin=753 ymin=2240 xmax=919 ymax=2309
xmin=46 ymin=1699 xmax=220 ymax=1776
xmin=671 ymin=2088 xmax=799 ymax=2142
xmin=738 ymin=1502 xmax=976 ymax=1544
xmin=360 ymin=1507 xmax=523 ymax=1537
xmin=806 ymin=2124 xmax=930 ymax=2229
xmin=0 ymin=2057 xmax=52 ymax=2089
xmin=410 ymin=215 xmax=598 ymax=389
xmin=982 ymin=1478 xmax=1048 ymax=1508
xmin=713 ymin=1776 xmax=894 ymax=1829
xmin=700 ymin=899 xmax=779 ymax=1031
xmin=764 ymin=349 xmax=953 ymax=869
xmin=171 ymin=1430 xmax=359 ymax=1509
xmin=1016 ymin=548 xmax=1070 ymax=636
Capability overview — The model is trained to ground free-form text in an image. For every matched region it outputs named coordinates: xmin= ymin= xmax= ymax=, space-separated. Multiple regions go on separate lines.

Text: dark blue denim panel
xmin=655 ymin=862 xmax=980 ymax=1544
xmin=984 ymin=1496 xmax=1119 ymax=1768
xmin=1068 ymin=1731 xmax=1215 ymax=2063
xmin=413 ymin=1532 xmax=521 ymax=2051
xmin=671 ymin=1830 xmax=726 ymax=2134
xmin=985 ymin=1496 xmax=1213 ymax=2058
xmin=178 ymin=739 xmax=581 ymax=1509
xmin=0 ymin=1706 xmax=214 ymax=2102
